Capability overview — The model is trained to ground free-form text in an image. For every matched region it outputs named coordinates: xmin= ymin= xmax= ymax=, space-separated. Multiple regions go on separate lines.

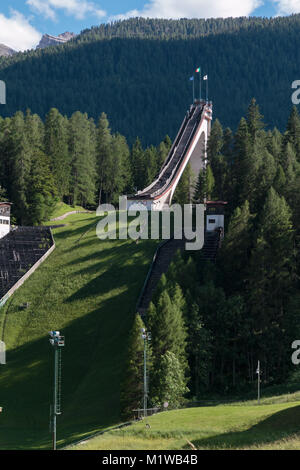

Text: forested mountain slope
xmin=0 ymin=16 xmax=300 ymax=144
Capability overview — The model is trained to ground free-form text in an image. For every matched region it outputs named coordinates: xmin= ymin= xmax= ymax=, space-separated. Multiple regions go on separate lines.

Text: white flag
xmin=203 ymin=75 xmax=208 ymax=80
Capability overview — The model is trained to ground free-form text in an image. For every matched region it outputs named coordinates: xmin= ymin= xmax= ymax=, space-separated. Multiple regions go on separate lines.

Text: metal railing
xmin=150 ymin=105 xmax=204 ymax=197
xmin=138 ymin=105 xmax=199 ymax=197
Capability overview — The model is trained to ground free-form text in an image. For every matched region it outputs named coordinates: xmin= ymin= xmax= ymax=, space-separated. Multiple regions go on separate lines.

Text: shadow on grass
xmin=0 ymin=287 xmax=135 ymax=450
xmin=190 ymin=405 xmax=300 ymax=449
xmin=64 ymin=243 xmax=157 ymax=303
xmin=0 ymin=217 xmax=158 ymax=449
xmin=0 ymin=240 xmax=156 ymax=449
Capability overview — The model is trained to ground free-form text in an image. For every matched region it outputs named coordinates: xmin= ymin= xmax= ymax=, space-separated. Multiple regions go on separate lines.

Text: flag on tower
xmin=195 ymin=67 xmax=201 ymax=73
xmin=189 ymin=76 xmax=194 ymax=81
xmin=203 ymin=75 xmax=208 ymax=80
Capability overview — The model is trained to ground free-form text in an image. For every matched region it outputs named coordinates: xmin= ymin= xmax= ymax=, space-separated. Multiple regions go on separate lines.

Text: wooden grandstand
xmin=0 ymin=226 xmax=54 ymax=302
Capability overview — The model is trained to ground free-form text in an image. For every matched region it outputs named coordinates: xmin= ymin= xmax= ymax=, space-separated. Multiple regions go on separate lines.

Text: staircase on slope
xmin=137 ymin=230 xmax=220 ymax=316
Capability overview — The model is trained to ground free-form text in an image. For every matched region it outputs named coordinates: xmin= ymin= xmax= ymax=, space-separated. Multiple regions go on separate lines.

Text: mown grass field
xmin=1 ymin=209 xmax=300 ymax=451
xmin=68 ymin=399 xmax=300 ymax=450
xmin=0 ymin=212 xmax=158 ymax=449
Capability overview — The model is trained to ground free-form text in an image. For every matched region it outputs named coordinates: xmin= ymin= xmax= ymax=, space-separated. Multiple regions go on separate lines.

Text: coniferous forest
xmin=0 ymin=108 xmax=172 ymax=224
xmin=2 ymin=17 xmax=300 ymax=418
xmin=120 ymin=99 xmax=300 ymax=416
xmin=1 ymin=16 xmax=300 ymax=145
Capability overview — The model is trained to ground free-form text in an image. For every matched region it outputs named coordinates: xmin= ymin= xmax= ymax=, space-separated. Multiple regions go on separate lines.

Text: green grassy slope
xmin=0 ymin=213 xmax=157 ymax=449
xmin=49 ymin=202 xmax=86 ymax=219
xmin=68 ymin=400 xmax=300 ymax=450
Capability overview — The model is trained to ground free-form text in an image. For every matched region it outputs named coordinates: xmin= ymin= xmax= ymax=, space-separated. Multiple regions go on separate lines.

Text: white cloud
xmin=27 ymin=0 xmax=56 ymax=20
xmin=27 ymin=0 xmax=106 ymax=21
xmin=271 ymin=0 xmax=300 ymax=15
xmin=0 ymin=10 xmax=41 ymax=51
xmin=112 ymin=0 xmax=262 ymax=20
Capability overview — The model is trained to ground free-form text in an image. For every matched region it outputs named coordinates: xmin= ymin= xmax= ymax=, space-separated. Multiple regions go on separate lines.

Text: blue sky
xmin=0 ymin=0 xmax=297 ymax=51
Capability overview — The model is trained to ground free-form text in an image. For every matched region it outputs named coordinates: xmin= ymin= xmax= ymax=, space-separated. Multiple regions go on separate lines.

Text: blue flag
xmin=189 ymin=76 xmax=194 ymax=81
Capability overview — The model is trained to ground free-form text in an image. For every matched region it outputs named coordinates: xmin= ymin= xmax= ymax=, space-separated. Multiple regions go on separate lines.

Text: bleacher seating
xmin=0 ymin=226 xmax=53 ymax=300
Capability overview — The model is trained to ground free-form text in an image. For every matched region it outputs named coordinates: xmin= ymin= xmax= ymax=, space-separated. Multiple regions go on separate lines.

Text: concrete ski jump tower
xmin=127 ymin=100 xmax=212 ymax=211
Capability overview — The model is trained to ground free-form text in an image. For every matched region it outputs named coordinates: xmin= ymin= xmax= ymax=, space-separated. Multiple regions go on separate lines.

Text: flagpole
xmin=200 ymin=70 xmax=202 ymax=102
xmin=193 ymin=76 xmax=195 ymax=103
xmin=206 ymin=76 xmax=208 ymax=102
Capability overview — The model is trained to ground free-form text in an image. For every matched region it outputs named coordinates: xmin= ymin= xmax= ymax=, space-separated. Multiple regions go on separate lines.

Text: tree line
xmin=1 ymin=17 xmax=300 ymax=145
xmin=121 ymin=99 xmax=300 ymax=417
xmin=0 ymin=108 xmax=171 ymax=225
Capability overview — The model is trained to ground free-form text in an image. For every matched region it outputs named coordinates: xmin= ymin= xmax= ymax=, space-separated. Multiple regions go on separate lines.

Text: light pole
xmin=49 ymin=331 xmax=65 ymax=450
xmin=256 ymin=360 xmax=261 ymax=405
xmin=141 ymin=328 xmax=151 ymax=420
xmin=0 ymin=341 xmax=5 ymax=417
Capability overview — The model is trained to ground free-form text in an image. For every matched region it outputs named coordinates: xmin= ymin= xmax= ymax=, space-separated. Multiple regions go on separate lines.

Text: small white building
xmin=206 ymin=201 xmax=227 ymax=236
xmin=0 ymin=202 xmax=11 ymax=239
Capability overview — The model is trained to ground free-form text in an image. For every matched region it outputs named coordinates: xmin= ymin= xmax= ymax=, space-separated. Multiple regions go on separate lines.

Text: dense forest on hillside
xmin=0 ymin=108 xmax=173 ymax=224
xmin=0 ymin=17 xmax=300 ymax=144
xmin=121 ymin=100 xmax=300 ymax=414
xmin=78 ymin=16 xmax=287 ymax=41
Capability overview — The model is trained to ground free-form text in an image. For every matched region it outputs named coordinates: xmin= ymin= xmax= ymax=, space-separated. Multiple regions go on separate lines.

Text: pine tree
xmin=246 ymin=98 xmax=265 ymax=142
xmin=96 ymin=112 xmax=113 ymax=204
xmin=151 ymin=351 xmax=189 ymax=408
xmin=8 ymin=112 xmax=32 ymax=224
xmin=193 ymin=165 xmax=215 ymax=202
xmin=172 ymin=163 xmax=192 ymax=205
xmin=148 ymin=286 xmax=187 ymax=365
xmin=273 ymin=164 xmax=286 ymax=195
xmin=233 ymin=117 xmax=263 ymax=208
xmin=45 ymin=108 xmax=71 ymax=199
xmin=284 ymin=106 xmax=300 ymax=160
xmin=144 ymin=145 xmax=158 ymax=187
xmin=281 ymin=141 xmax=300 ymax=184
xmin=69 ymin=112 xmax=97 ymax=206
xmin=120 ymin=314 xmax=147 ymax=420
xmin=185 ymin=301 xmax=212 ymax=396
xmin=148 ymin=284 xmax=188 ymax=401
xmin=27 ymin=149 xmax=58 ymax=224
xmin=220 ymin=200 xmax=254 ymax=293
xmin=207 ymin=119 xmax=223 ymax=162
xmin=110 ymin=133 xmax=132 ymax=202
xmin=248 ymin=188 xmax=296 ymax=380
xmin=131 ymin=138 xmax=146 ymax=190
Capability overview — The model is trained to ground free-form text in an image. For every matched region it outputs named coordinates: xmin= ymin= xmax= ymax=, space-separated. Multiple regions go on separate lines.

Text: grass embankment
xmin=49 ymin=201 xmax=86 ymax=220
xmin=69 ymin=399 xmax=300 ymax=451
xmin=0 ymin=212 xmax=157 ymax=449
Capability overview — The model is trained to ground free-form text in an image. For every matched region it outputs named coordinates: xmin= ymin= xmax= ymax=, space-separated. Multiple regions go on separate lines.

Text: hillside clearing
xmin=0 ymin=212 xmax=157 ymax=449
xmin=68 ymin=401 xmax=300 ymax=450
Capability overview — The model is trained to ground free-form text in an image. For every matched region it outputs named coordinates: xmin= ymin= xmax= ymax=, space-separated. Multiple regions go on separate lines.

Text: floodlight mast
xmin=256 ymin=360 xmax=261 ymax=405
xmin=141 ymin=328 xmax=151 ymax=420
xmin=49 ymin=331 xmax=65 ymax=450
xmin=0 ymin=341 xmax=5 ymax=417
